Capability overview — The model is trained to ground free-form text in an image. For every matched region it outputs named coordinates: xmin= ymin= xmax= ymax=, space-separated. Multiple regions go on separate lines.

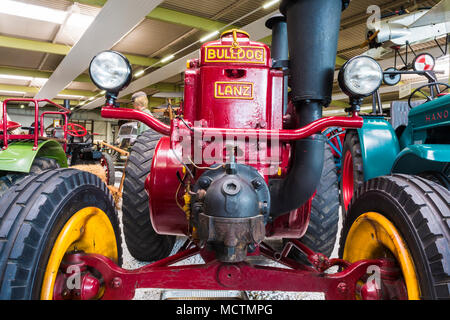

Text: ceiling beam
xmin=68 ymin=0 xmax=237 ymax=32
xmin=0 ymin=35 xmax=158 ymax=66
xmin=1 ymin=96 xmax=80 ymax=106
xmin=0 ymin=83 xmax=96 ymax=97
xmin=0 ymin=81 xmax=180 ymax=102
xmin=0 ymin=66 xmax=91 ymax=82
xmin=34 ymin=0 xmax=164 ymax=101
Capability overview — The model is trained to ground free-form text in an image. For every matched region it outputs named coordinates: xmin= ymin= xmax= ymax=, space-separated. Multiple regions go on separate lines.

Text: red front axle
xmin=54 ymin=240 xmax=405 ymax=300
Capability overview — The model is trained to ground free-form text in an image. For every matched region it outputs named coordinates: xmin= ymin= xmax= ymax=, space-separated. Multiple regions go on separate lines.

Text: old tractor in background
xmin=0 ymin=98 xmax=70 ymax=197
xmin=0 ymin=0 xmax=448 ymax=300
xmin=0 ymin=98 xmax=115 ymax=196
xmin=340 ymin=52 xmax=450 ymax=213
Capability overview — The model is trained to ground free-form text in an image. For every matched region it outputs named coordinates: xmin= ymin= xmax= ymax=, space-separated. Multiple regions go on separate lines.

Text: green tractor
xmin=0 ymin=99 xmax=71 ymax=197
xmin=0 ymin=98 xmax=115 ymax=198
xmin=340 ymin=53 xmax=450 ymax=212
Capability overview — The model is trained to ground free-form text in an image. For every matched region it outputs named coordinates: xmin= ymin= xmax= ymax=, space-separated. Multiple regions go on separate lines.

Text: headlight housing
xmin=338 ymin=56 xmax=383 ymax=98
xmin=89 ymin=51 xmax=132 ymax=93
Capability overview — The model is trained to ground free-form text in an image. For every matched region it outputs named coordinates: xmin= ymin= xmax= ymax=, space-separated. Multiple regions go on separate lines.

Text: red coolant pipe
xmin=101 ymin=106 xmax=363 ymax=141
xmin=101 ymin=107 xmax=171 ymax=136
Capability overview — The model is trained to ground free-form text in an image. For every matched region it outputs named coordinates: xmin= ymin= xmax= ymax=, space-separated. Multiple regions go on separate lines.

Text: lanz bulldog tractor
xmin=0 ymin=0 xmax=448 ymax=300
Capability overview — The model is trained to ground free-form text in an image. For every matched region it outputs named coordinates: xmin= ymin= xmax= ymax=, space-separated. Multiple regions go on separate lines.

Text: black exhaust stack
xmin=266 ymin=14 xmax=289 ymax=114
xmin=64 ymin=99 xmax=71 ymax=110
xmin=269 ymin=0 xmax=348 ymax=217
xmin=64 ymin=99 xmax=72 ymax=120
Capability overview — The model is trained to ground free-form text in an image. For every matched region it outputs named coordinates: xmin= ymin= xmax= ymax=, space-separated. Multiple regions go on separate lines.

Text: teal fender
xmin=356 ymin=117 xmax=400 ymax=181
xmin=392 ymin=144 xmax=450 ymax=175
xmin=0 ymin=140 xmax=68 ymax=173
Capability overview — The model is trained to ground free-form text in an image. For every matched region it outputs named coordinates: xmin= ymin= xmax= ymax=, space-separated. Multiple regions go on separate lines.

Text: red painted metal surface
xmin=101 ymin=107 xmax=171 ymax=136
xmin=73 ymin=242 xmax=392 ymax=300
xmin=102 ymin=105 xmax=362 ymax=144
xmin=195 ymin=31 xmax=280 ymax=130
xmin=266 ymin=197 xmax=312 ymax=239
xmin=0 ymin=121 xmax=21 ymax=132
xmin=188 ymin=115 xmax=363 ymax=141
xmin=66 ymin=123 xmax=88 ymax=137
xmin=146 ymin=136 xmax=187 ymax=236
xmin=342 ymin=150 xmax=354 ymax=211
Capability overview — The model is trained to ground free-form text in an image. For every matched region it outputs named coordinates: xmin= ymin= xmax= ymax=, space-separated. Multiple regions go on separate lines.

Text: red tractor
xmin=0 ymin=0 xmax=448 ymax=300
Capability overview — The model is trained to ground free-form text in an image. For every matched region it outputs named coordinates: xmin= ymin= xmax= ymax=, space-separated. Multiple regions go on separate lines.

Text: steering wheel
xmin=67 ymin=123 xmax=88 ymax=137
xmin=408 ymin=82 xmax=450 ymax=109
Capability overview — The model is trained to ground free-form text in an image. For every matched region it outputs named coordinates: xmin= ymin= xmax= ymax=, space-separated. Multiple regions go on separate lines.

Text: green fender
xmin=0 ymin=140 xmax=68 ymax=173
xmin=356 ymin=117 xmax=400 ymax=181
xmin=392 ymin=144 xmax=450 ymax=175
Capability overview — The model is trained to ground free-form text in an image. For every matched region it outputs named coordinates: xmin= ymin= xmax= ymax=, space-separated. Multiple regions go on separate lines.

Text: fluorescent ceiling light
xmin=0 ymin=90 xmax=26 ymax=95
xmin=30 ymin=78 xmax=49 ymax=87
xmin=134 ymin=70 xmax=145 ymax=78
xmin=200 ymin=31 xmax=220 ymax=42
xmin=0 ymin=75 xmax=49 ymax=87
xmin=152 ymin=92 xmax=183 ymax=98
xmin=66 ymin=13 xmax=95 ymax=29
xmin=262 ymin=0 xmax=280 ymax=9
xmin=161 ymin=55 xmax=175 ymax=63
xmin=57 ymin=94 xmax=85 ymax=99
xmin=0 ymin=0 xmax=95 ymax=29
xmin=0 ymin=74 xmax=33 ymax=81
xmin=0 ymin=0 xmax=67 ymax=24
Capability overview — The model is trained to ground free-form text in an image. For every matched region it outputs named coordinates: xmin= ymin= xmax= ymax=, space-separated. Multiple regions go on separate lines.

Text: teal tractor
xmin=340 ymin=52 xmax=450 ymax=212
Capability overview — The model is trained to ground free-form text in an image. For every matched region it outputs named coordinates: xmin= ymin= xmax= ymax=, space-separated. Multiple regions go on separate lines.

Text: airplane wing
xmin=408 ymin=0 xmax=450 ymax=30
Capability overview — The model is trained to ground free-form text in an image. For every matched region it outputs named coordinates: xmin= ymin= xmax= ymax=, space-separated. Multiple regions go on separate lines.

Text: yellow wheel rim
xmin=343 ymin=212 xmax=420 ymax=300
xmin=40 ymin=207 xmax=118 ymax=300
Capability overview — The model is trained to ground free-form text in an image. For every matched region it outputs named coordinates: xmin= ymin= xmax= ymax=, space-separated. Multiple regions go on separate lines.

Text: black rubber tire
xmin=29 ymin=157 xmax=60 ymax=174
xmin=0 ymin=157 xmax=60 ymax=199
xmin=0 ymin=169 xmax=121 ymax=300
xmin=418 ymin=171 xmax=450 ymax=190
xmin=122 ymin=130 xmax=176 ymax=262
xmin=339 ymin=174 xmax=450 ymax=299
xmin=101 ymin=152 xmax=116 ymax=186
xmin=340 ymin=130 xmax=364 ymax=216
xmin=288 ymin=144 xmax=340 ymax=262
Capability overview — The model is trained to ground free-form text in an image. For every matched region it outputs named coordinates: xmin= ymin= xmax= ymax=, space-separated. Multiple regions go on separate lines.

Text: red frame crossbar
xmin=69 ymin=242 xmax=387 ymax=300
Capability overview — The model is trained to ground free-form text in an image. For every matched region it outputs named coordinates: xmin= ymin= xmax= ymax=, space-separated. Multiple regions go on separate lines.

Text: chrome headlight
xmin=89 ymin=51 xmax=132 ymax=93
xmin=338 ymin=56 xmax=383 ymax=98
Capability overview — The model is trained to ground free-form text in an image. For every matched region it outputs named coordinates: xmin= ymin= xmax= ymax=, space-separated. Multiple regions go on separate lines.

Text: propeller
xmin=360 ymin=29 xmax=380 ymax=48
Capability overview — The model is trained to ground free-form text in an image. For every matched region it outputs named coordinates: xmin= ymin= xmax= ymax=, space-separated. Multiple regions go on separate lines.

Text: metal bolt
xmin=198 ymin=177 xmax=211 ymax=189
xmin=111 ymin=277 xmax=122 ymax=288
xmin=252 ymin=179 xmax=263 ymax=190
xmin=337 ymin=282 xmax=348 ymax=294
